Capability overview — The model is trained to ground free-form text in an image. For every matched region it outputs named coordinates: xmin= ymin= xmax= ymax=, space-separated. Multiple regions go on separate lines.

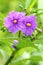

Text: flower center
xmin=26 ymin=23 xmax=31 ymax=27
xmin=14 ymin=20 xmax=17 ymax=24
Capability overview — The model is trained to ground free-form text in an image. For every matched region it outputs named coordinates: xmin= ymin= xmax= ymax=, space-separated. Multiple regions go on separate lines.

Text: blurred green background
xmin=0 ymin=0 xmax=43 ymax=65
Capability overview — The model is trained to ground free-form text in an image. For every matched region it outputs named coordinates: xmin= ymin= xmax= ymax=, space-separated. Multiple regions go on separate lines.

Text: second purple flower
xmin=21 ymin=15 xmax=37 ymax=36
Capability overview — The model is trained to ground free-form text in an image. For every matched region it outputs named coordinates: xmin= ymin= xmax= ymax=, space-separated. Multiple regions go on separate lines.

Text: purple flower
xmin=4 ymin=11 xmax=26 ymax=34
xmin=13 ymin=40 xmax=19 ymax=44
xmin=21 ymin=15 xmax=37 ymax=36
xmin=12 ymin=45 xmax=16 ymax=49
xmin=12 ymin=40 xmax=19 ymax=49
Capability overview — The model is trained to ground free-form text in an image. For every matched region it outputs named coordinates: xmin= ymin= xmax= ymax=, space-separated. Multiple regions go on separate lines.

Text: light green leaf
xmin=25 ymin=0 xmax=32 ymax=9
xmin=0 ymin=49 xmax=8 ymax=65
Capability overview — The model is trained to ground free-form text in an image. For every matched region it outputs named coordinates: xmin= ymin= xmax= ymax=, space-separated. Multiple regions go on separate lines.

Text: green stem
xmin=36 ymin=12 xmax=43 ymax=16
xmin=18 ymin=31 xmax=21 ymax=38
xmin=27 ymin=0 xmax=37 ymax=13
xmin=5 ymin=49 xmax=18 ymax=65
xmin=36 ymin=27 xmax=42 ymax=32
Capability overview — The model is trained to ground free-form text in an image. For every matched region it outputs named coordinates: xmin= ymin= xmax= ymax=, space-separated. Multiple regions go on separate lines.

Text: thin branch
xmin=5 ymin=49 xmax=18 ymax=65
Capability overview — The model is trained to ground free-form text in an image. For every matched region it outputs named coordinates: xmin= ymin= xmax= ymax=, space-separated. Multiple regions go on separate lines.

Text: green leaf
xmin=30 ymin=56 xmax=42 ymax=61
xmin=38 ymin=0 xmax=43 ymax=24
xmin=25 ymin=0 xmax=32 ymax=9
xmin=26 ymin=0 xmax=37 ymax=14
xmin=9 ymin=0 xmax=25 ymax=12
xmin=34 ymin=38 xmax=43 ymax=44
xmin=16 ymin=37 xmax=38 ymax=49
xmin=10 ymin=47 xmax=37 ymax=64
xmin=9 ymin=47 xmax=42 ymax=65
xmin=0 ymin=49 xmax=8 ymax=65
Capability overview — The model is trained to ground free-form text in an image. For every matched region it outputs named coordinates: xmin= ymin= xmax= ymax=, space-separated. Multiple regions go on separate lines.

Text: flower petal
xmin=4 ymin=17 xmax=12 ymax=27
xmin=8 ymin=24 xmax=20 ymax=34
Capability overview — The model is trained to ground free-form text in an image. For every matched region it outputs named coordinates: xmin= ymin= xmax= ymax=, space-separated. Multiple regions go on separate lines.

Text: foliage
xmin=0 ymin=0 xmax=43 ymax=65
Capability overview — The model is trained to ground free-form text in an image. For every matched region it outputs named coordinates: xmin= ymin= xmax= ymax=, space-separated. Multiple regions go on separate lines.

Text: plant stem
xmin=5 ymin=49 xmax=17 ymax=65
xmin=18 ymin=31 xmax=21 ymax=38
xmin=27 ymin=0 xmax=37 ymax=13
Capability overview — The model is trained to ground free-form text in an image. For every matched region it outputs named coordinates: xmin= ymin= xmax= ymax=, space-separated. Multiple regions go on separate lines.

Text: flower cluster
xmin=4 ymin=11 xmax=37 ymax=36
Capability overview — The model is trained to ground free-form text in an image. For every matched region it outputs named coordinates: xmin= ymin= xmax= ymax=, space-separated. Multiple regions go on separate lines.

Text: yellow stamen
xmin=26 ymin=23 xmax=31 ymax=27
xmin=14 ymin=20 xmax=17 ymax=24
